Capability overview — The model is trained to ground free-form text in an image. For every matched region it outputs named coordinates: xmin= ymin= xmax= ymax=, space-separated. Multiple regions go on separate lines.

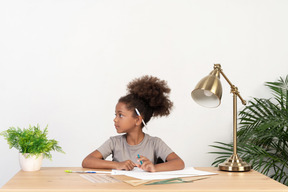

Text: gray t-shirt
xmin=97 ymin=134 xmax=173 ymax=164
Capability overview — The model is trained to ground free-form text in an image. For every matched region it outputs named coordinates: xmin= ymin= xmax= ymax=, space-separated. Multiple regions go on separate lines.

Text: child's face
xmin=114 ymin=102 xmax=138 ymax=133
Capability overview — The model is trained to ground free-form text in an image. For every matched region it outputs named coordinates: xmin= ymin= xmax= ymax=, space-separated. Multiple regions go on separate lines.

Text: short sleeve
xmin=153 ymin=137 xmax=173 ymax=162
xmin=96 ymin=138 xmax=114 ymax=159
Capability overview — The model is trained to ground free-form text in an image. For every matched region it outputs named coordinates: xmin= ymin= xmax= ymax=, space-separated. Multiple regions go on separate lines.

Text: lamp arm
xmin=215 ymin=64 xmax=246 ymax=106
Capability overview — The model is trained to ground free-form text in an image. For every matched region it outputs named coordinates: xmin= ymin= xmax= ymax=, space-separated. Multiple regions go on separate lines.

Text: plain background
xmin=1 ymin=0 xmax=288 ymax=187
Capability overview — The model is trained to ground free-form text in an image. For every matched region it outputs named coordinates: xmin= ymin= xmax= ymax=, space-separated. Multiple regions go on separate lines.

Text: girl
xmin=82 ymin=75 xmax=185 ymax=172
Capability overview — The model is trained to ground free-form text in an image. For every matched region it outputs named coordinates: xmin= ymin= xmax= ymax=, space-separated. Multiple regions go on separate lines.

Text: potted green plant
xmin=0 ymin=124 xmax=65 ymax=171
xmin=210 ymin=75 xmax=288 ymax=185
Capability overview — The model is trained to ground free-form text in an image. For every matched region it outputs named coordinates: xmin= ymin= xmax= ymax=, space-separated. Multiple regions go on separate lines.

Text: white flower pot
xmin=19 ymin=153 xmax=43 ymax=171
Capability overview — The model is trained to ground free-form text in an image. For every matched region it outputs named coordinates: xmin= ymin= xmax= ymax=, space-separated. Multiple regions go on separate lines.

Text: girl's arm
xmin=137 ymin=152 xmax=185 ymax=172
xmin=155 ymin=152 xmax=185 ymax=172
xmin=82 ymin=150 xmax=136 ymax=171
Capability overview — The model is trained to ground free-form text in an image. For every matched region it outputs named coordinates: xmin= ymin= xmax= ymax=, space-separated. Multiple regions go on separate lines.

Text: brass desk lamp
xmin=191 ymin=64 xmax=251 ymax=172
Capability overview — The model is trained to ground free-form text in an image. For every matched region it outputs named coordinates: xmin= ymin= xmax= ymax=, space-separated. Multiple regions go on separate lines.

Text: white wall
xmin=1 ymin=0 xmax=288 ymax=187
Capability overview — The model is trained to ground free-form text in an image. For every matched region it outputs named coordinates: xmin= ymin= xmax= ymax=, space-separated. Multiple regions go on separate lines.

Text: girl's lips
xmin=115 ymin=125 xmax=121 ymax=133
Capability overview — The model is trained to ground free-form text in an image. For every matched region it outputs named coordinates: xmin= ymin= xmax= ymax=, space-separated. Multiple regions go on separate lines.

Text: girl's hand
xmin=116 ymin=160 xmax=136 ymax=171
xmin=136 ymin=155 xmax=156 ymax=172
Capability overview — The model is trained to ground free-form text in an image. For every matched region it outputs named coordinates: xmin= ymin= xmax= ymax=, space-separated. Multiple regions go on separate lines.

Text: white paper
xmin=111 ymin=167 xmax=217 ymax=180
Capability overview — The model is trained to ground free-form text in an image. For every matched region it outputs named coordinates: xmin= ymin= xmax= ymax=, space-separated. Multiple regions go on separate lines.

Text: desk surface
xmin=1 ymin=167 xmax=287 ymax=192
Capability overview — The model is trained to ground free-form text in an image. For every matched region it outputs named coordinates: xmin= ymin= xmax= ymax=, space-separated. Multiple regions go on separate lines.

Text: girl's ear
xmin=135 ymin=116 xmax=143 ymax=126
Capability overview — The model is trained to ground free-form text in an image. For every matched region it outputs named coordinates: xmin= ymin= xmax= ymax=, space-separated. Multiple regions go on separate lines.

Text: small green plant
xmin=0 ymin=124 xmax=65 ymax=160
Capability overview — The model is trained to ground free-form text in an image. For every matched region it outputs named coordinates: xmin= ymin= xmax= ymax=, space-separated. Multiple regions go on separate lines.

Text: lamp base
xmin=218 ymin=154 xmax=252 ymax=172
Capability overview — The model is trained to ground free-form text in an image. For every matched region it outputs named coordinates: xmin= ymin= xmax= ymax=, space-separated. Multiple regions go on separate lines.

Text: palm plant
xmin=210 ymin=75 xmax=288 ymax=185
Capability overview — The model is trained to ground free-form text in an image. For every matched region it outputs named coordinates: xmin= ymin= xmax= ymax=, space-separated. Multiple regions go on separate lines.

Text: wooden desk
xmin=1 ymin=167 xmax=287 ymax=192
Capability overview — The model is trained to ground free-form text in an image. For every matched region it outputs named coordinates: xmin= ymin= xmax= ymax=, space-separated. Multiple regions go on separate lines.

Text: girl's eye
xmin=115 ymin=113 xmax=124 ymax=118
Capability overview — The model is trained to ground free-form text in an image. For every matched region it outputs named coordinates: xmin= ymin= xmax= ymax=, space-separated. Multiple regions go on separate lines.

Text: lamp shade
xmin=191 ymin=69 xmax=222 ymax=108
